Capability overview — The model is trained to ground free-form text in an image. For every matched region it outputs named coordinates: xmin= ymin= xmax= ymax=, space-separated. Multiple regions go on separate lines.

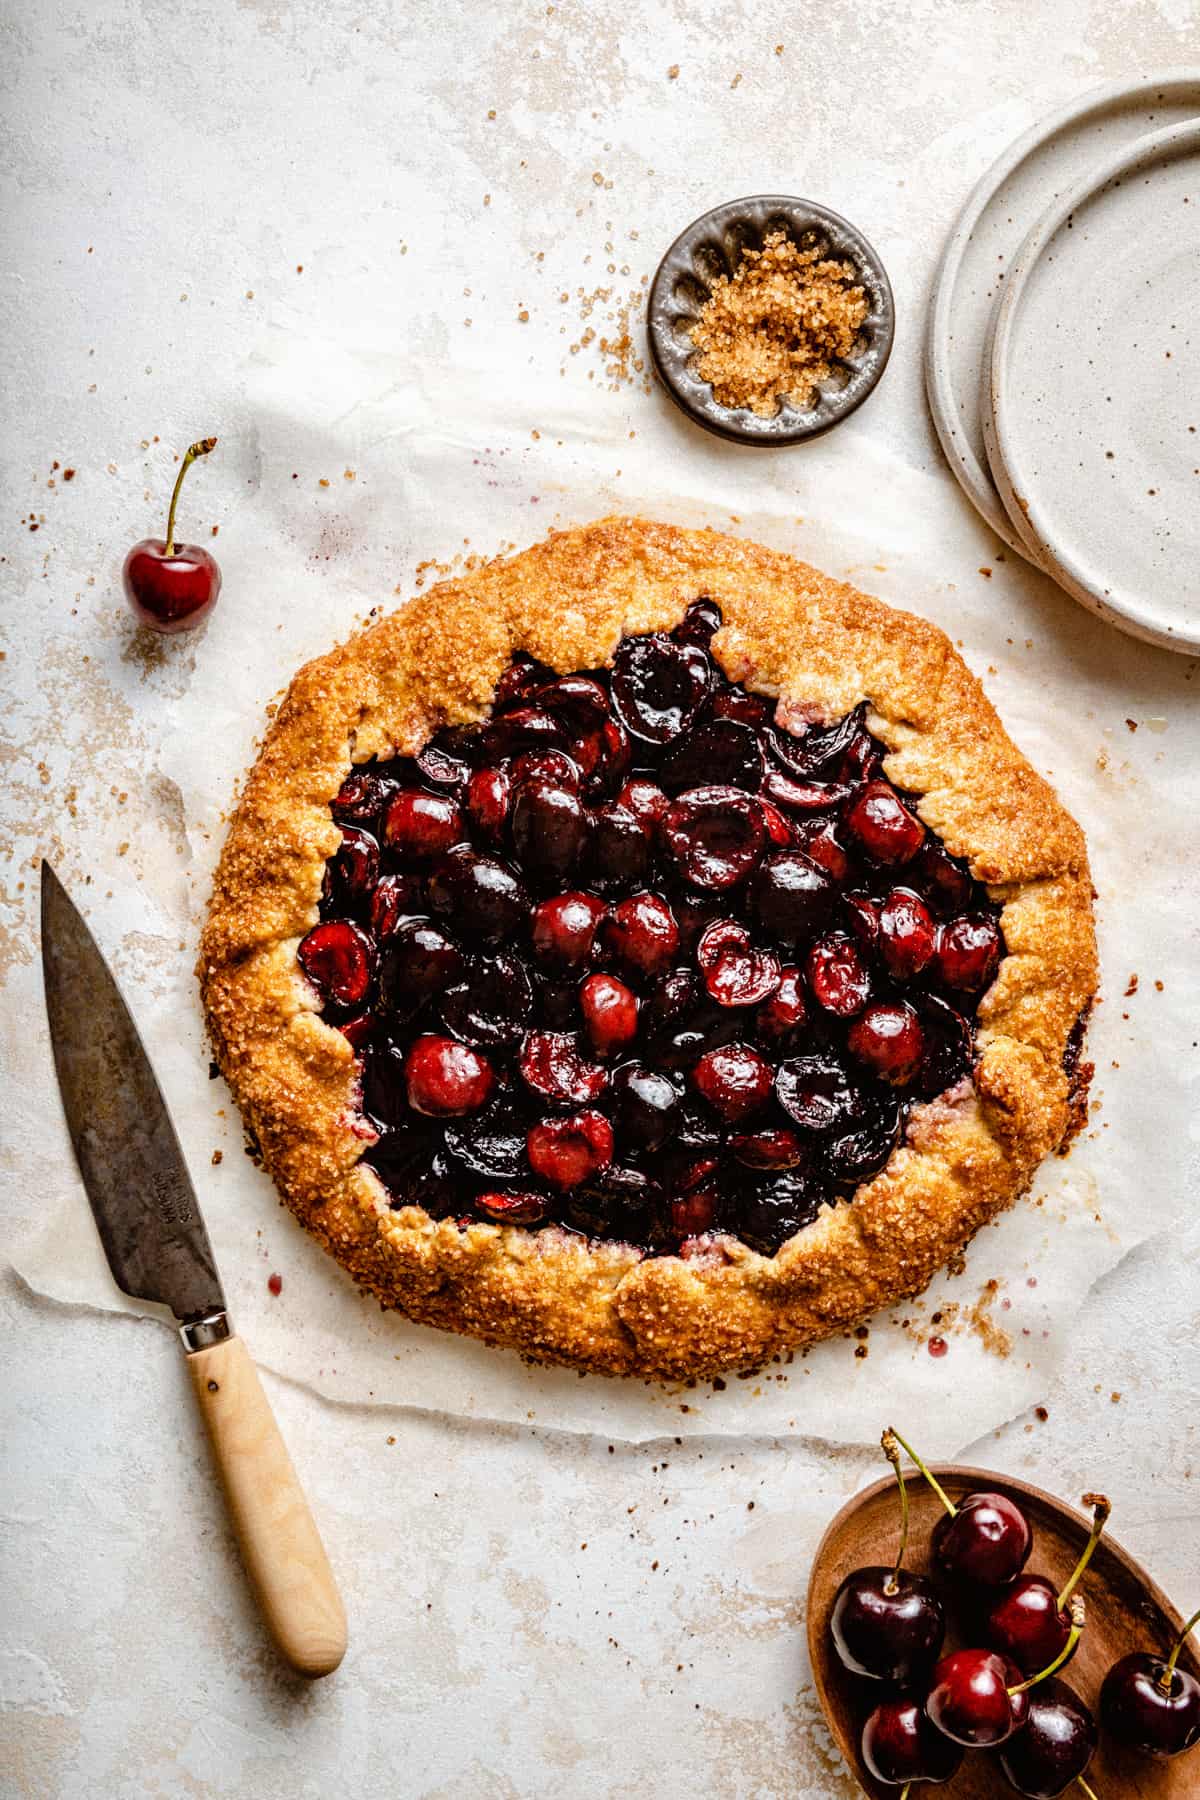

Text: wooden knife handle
xmin=187 ymin=1334 xmax=347 ymax=1678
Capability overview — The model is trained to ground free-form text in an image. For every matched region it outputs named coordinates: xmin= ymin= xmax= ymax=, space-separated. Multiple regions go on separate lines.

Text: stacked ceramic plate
xmin=926 ymin=71 xmax=1200 ymax=655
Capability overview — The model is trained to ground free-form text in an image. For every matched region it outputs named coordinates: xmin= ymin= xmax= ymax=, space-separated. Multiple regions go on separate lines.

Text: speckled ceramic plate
xmin=648 ymin=195 xmax=894 ymax=445
xmin=983 ymin=120 xmax=1200 ymax=656
xmin=926 ymin=69 xmax=1200 ymax=561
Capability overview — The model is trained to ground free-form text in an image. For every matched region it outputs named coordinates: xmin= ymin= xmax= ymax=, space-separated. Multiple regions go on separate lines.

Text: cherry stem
xmin=1056 ymin=1492 xmax=1110 ymax=1610
xmin=898 ymin=1786 xmax=911 ymax=1800
xmin=164 ymin=437 xmax=217 ymax=556
xmin=1009 ymin=1596 xmax=1085 ymax=1695
xmin=885 ymin=1426 xmax=957 ymax=1520
xmin=1161 ymin=1604 xmax=1200 ymax=1688
xmin=1075 ymin=1780 xmax=1099 ymax=1799
xmin=881 ymin=1430 xmax=910 ymax=1592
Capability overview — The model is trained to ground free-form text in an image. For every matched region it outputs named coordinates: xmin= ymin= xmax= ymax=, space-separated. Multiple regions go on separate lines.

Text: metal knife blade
xmin=40 ymin=861 xmax=225 ymax=1325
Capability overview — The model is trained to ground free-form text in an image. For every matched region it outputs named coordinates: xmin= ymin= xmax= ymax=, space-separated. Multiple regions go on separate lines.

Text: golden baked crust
xmin=199 ymin=517 xmax=1097 ymax=1379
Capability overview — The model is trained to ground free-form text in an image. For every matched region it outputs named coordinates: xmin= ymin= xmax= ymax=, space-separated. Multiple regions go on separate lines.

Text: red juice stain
xmin=1026 ymin=1275 xmax=1038 ymax=1288
xmin=267 ymin=1272 xmax=283 ymax=1297
xmin=928 ymin=1335 xmax=948 ymax=1358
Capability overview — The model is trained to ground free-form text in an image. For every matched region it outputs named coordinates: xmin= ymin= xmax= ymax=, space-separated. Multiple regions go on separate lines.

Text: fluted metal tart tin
xmin=647 ymin=194 xmax=895 ymax=446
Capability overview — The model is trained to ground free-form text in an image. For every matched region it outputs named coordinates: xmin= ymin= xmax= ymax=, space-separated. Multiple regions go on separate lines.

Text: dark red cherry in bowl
xmin=830 ymin=1568 xmax=944 ymax=1685
xmin=1100 ymin=1606 xmax=1200 ymax=1758
xmin=997 ymin=1677 xmax=1097 ymax=1798
xmin=984 ymin=1495 xmax=1109 ymax=1675
xmin=123 ymin=437 xmax=221 ymax=633
xmin=925 ymin=1646 xmax=1031 ymax=1747
xmin=860 ymin=1698 xmax=962 ymax=1788
xmin=932 ymin=1488 xmax=1034 ymax=1588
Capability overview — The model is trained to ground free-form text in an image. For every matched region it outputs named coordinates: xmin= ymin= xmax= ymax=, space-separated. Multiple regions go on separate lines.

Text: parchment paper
xmin=14 ymin=332 xmax=1198 ymax=1450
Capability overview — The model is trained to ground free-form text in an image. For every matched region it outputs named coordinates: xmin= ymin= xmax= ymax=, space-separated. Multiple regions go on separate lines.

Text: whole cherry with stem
xmin=1100 ymin=1603 xmax=1200 ymax=1759
xmin=926 ymin=1596 xmax=1086 ymax=1748
xmin=985 ymin=1493 xmax=1110 ymax=1674
xmin=888 ymin=1425 xmax=1033 ymax=1587
xmin=122 ymin=436 xmax=221 ymax=632
xmin=860 ymin=1696 xmax=962 ymax=1792
xmin=998 ymin=1676 xmax=1099 ymax=1799
xmin=829 ymin=1430 xmax=946 ymax=1683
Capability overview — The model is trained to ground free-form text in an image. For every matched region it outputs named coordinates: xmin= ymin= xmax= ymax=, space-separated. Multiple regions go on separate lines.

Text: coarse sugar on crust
xmin=199 ymin=517 xmax=1097 ymax=1380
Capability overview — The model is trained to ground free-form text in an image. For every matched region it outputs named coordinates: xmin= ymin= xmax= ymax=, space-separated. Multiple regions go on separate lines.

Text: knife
xmin=40 ymin=862 xmax=347 ymax=1679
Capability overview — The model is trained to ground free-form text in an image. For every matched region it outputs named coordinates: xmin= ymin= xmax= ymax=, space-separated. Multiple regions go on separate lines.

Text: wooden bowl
xmin=807 ymin=1465 xmax=1199 ymax=1797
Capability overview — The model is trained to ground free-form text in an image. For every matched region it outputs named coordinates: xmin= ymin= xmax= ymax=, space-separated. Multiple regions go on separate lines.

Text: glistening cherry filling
xmin=301 ymin=601 xmax=1006 ymax=1256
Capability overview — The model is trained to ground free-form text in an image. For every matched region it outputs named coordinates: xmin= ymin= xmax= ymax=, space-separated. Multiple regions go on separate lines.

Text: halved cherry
xmin=847 ymin=1001 xmax=925 ymax=1086
xmin=936 ymin=913 xmax=1003 ymax=993
xmin=691 ymin=1042 xmax=773 ymax=1122
xmin=697 ymin=918 xmax=781 ymax=1008
xmin=821 ymin=1093 xmax=902 ymax=1184
xmin=775 ymin=1053 xmax=858 ymax=1133
xmin=588 ymin=801 xmax=650 ymax=889
xmin=806 ymin=932 xmax=871 ymax=1018
xmin=405 ymin=1034 xmax=496 ymax=1116
xmin=564 ymin=1162 xmax=662 ymax=1242
xmin=735 ymin=1169 xmax=824 ymax=1254
xmin=610 ymin=1062 xmax=682 ymax=1150
xmin=879 ymin=887 xmax=937 ymax=980
xmin=842 ymin=890 xmax=881 ymax=951
xmin=483 ymin=705 xmax=566 ymax=756
xmin=530 ymin=891 xmax=607 ymax=971
xmin=511 ymin=778 xmax=590 ymax=883
xmin=767 ymin=706 xmax=866 ymax=780
xmin=731 ymin=1125 xmax=807 ymax=1170
xmin=790 ymin=816 xmax=850 ymax=882
xmin=909 ymin=841 xmax=975 ymax=914
xmin=758 ymin=796 xmax=794 ymax=848
xmin=383 ymin=788 xmax=464 ymax=864
xmin=610 ymin=632 xmax=712 ymax=743
xmin=663 ymin=786 xmax=767 ymax=890
xmin=443 ymin=1107 xmax=528 ymax=1181
xmin=527 ymin=1109 xmax=614 ymax=1190
xmin=417 ymin=732 xmax=472 ymax=791
xmin=915 ymin=993 xmax=974 ymax=1096
xmin=369 ymin=871 xmax=424 ymax=941
xmin=660 ymin=719 xmax=764 ymax=794
xmin=617 ymin=776 xmax=670 ymax=835
xmin=837 ymin=724 xmax=883 ymax=785
xmin=512 ymin=747 xmax=582 ymax=792
xmin=762 ymin=770 xmax=850 ymax=814
xmin=519 ymin=1030 xmax=608 ymax=1105
xmin=476 ymin=1191 xmax=548 ymax=1225
xmin=332 ymin=767 xmax=399 ymax=827
xmin=466 ymin=763 xmax=512 ymax=844
xmin=579 ymin=972 xmax=640 ymax=1058
xmin=534 ymin=673 xmax=610 ymax=728
xmin=379 ymin=917 xmax=465 ymax=1019
xmin=324 ymin=825 xmax=380 ymax=910
xmin=751 ymin=850 xmax=835 ymax=944
xmin=427 ymin=846 xmax=528 ymax=944
xmin=493 ymin=650 xmax=553 ymax=709
xmin=603 ymin=892 xmax=679 ymax=981
xmin=575 ymin=715 xmax=631 ymax=798
xmin=439 ymin=951 xmax=533 ymax=1045
xmin=709 ymin=686 xmax=772 ymax=727
xmin=298 ymin=919 xmax=375 ymax=1008
xmin=756 ymin=966 xmax=808 ymax=1047
xmin=672 ymin=595 xmax=723 ymax=649
xmin=843 ymin=778 xmax=925 ymax=866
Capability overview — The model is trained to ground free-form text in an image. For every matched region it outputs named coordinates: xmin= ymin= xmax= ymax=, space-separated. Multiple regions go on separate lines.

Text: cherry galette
xmin=302 ymin=603 xmax=1006 ymax=1259
xmin=201 ymin=519 xmax=1096 ymax=1378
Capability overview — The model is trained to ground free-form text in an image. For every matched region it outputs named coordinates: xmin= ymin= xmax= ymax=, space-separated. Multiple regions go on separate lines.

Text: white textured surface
xmin=3 ymin=3 xmax=1200 ymax=1796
